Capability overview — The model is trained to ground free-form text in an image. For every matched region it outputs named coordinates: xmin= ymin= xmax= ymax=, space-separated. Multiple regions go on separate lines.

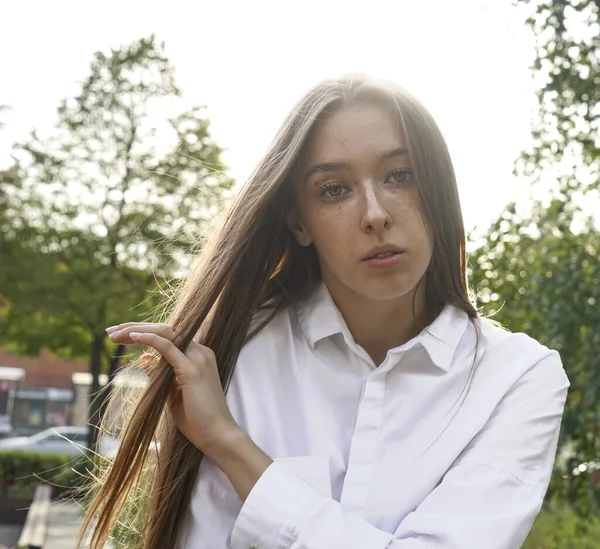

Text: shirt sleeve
xmin=230 ymin=352 xmax=569 ymax=549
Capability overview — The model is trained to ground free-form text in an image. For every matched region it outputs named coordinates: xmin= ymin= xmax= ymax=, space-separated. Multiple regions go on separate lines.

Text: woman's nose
xmin=360 ymin=186 xmax=393 ymax=232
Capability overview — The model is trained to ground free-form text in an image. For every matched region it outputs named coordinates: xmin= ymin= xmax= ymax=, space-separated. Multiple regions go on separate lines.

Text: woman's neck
xmin=326 ymin=282 xmax=431 ymax=366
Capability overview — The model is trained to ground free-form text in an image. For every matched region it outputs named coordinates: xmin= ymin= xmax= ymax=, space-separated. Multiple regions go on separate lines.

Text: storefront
xmin=11 ymin=387 xmax=74 ymax=435
xmin=0 ymin=366 xmax=25 ymax=438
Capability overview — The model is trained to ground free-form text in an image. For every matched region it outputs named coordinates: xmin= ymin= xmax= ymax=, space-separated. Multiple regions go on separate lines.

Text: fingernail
xmin=108 ymin=330 xmax=121 ymax=339
xmin=106 ymin=325 xmax=120 ymax=334
xmin=129 ymin=332 xmax=143 ymax=339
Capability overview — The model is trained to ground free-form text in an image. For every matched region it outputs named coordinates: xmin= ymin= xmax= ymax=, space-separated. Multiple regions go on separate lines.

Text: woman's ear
xmin=286 ymin=211 xmax=313 ymax=247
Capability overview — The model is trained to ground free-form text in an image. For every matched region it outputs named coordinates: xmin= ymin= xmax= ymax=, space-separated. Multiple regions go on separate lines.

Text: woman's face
xmin=290 ymin=102 xmax=433 ymax=304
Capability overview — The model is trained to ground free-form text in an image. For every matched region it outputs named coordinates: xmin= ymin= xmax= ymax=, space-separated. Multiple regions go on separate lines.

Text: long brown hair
xmin=79 ymin=75 xmax=477 ymax=549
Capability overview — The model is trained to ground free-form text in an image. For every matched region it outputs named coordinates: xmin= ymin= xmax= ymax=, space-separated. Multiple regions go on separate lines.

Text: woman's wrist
xmin=204 ymin=426 xmax=273 ymax=502
xmin=202 ymin=423 xmax=247 ymax=460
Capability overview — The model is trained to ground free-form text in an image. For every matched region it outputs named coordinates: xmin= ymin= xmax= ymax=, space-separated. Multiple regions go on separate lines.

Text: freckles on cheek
xmin=312 ymin=207 xmax=354 ymax=255
xmin=398 ymin=194 xmax=422 ymax=219
xmin=321 ymin=204 xmax=349 ymax=233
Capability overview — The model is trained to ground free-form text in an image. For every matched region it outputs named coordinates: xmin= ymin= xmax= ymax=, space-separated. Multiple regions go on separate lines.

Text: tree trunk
xmin=87 ymin=332 xmax=105 ymax=453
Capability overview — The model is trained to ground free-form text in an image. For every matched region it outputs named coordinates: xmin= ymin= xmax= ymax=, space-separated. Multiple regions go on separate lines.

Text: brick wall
xmin=0 ymin=348 xmax=88 ymax=388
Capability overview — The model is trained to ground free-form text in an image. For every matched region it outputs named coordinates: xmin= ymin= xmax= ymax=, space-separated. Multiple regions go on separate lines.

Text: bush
xmin=0 ymin=450 xmax=93 ymax=499
xmin=523 ymin=501 xmax=600 ymax=549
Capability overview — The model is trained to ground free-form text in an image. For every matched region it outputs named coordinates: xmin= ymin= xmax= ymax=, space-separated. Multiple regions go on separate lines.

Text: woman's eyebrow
xmin=379 ymin=147 xmax=409 ymax=162
xmin=303 ymin=148 xmax=409 ymax=184
xmin=303 ymin=161 xmax=351 ymax=184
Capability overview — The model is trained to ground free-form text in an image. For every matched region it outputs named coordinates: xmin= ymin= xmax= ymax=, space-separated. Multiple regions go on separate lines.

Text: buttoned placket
xmin=338 ymin=341 xmax=411 ymax=515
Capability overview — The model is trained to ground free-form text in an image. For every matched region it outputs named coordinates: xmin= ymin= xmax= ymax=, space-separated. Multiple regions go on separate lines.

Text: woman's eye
xmin=388 ymin=168 xmax=413 ymax=185
xmin=320 ymin=184 xmax=348 ymax=200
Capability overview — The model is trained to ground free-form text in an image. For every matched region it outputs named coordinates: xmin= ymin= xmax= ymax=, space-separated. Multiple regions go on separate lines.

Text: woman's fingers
xmin=129 ymin=332 xmax=192 ymax=379
xmin=106 ymin=322 xmax=161 ymax=334
xmin=107 ymin=323 xmax=175 ymax=344
xmin=108 ymin=323 xmax=214 ymax=385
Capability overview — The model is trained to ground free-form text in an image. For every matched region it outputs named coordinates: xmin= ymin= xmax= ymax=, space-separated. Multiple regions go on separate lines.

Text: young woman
xmin=81 ymin=75 xmax=569 ymax=549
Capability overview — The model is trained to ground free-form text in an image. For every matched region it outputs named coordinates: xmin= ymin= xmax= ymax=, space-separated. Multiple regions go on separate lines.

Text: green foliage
xmin=0 ymin=449 xmax=144 ymax=545
xmin=0 ymin=34 xmax=234 ymax=448
xmin=516 ymin=0 xmax=600 ymax=176
xmin=522 ymin=500 xmax=600 ymax=548
xmin=0 ymin=450 xmax=90 ymax=500
xmin=470 ymin=195 xmax=600 ymax=508
xmin=470 ymin=0 xmax=600 ymax=514
xmin=1 ymin=34 xmax=233 ymax=356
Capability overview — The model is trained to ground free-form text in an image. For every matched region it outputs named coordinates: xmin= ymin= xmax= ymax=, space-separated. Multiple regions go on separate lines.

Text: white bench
xmin=17 ymin=484 xmax=52 ymax=549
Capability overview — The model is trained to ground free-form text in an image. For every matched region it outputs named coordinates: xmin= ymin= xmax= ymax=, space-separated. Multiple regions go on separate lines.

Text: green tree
xmin=0 ymin=35 xmax=233 ymax=449
xmin=517 ymin=0 xmax=599 ymax=179
xmin=469 ymin=198 xmax=600 ymax=510
xmin=471 ymin=0 xmax=600 ymax=511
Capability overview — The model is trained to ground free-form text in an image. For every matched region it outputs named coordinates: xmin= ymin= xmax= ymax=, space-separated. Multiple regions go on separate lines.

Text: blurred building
xmin=0 ymin=366 xmax=24 ymax=436
xmin=0 ymin=348 xmax=147 ymax=438
xmin=0 ymin=348 xmax=90 ymax=436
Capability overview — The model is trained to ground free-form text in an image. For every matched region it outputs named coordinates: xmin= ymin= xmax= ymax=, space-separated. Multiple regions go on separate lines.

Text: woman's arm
xmin=117 ymin=323 xmax=568 ymax=549
xmin=207 ymin=353 xmax=569 ymax=549
xmin=206 ymin=428 xmax=273 ymax=502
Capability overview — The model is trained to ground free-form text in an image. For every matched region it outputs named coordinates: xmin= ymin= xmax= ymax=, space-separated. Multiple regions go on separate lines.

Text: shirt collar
xmin=417 ymin=303 xmax=470 ymax=372
xmin=297 ymin=283 xmax=347 ymax=349
xmin=296 ymin=282 xmax=470 ymax=372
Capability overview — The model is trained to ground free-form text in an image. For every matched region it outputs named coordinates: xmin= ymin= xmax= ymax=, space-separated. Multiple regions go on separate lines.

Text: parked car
xmin=0 ymin=425 xmax=89 ymax=456
xmin=0 ymin=425 xmax=117 ymax=457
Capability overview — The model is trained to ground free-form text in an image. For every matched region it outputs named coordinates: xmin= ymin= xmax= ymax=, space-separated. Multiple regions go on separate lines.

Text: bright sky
xmin=0 ymin=0 xmax=539 ymax=231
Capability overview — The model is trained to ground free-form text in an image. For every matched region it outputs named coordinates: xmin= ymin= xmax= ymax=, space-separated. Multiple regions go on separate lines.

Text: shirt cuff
xmin=230 ymin=460 xmax=327 ymax=549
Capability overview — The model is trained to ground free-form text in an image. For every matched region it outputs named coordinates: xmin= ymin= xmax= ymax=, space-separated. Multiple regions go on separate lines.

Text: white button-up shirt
xmin=179 ymin=283 xmax=569 ymax=549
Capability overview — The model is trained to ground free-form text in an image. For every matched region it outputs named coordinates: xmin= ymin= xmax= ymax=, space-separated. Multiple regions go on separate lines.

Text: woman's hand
xmin=105 ymin=322 xmax=241 ymax=455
